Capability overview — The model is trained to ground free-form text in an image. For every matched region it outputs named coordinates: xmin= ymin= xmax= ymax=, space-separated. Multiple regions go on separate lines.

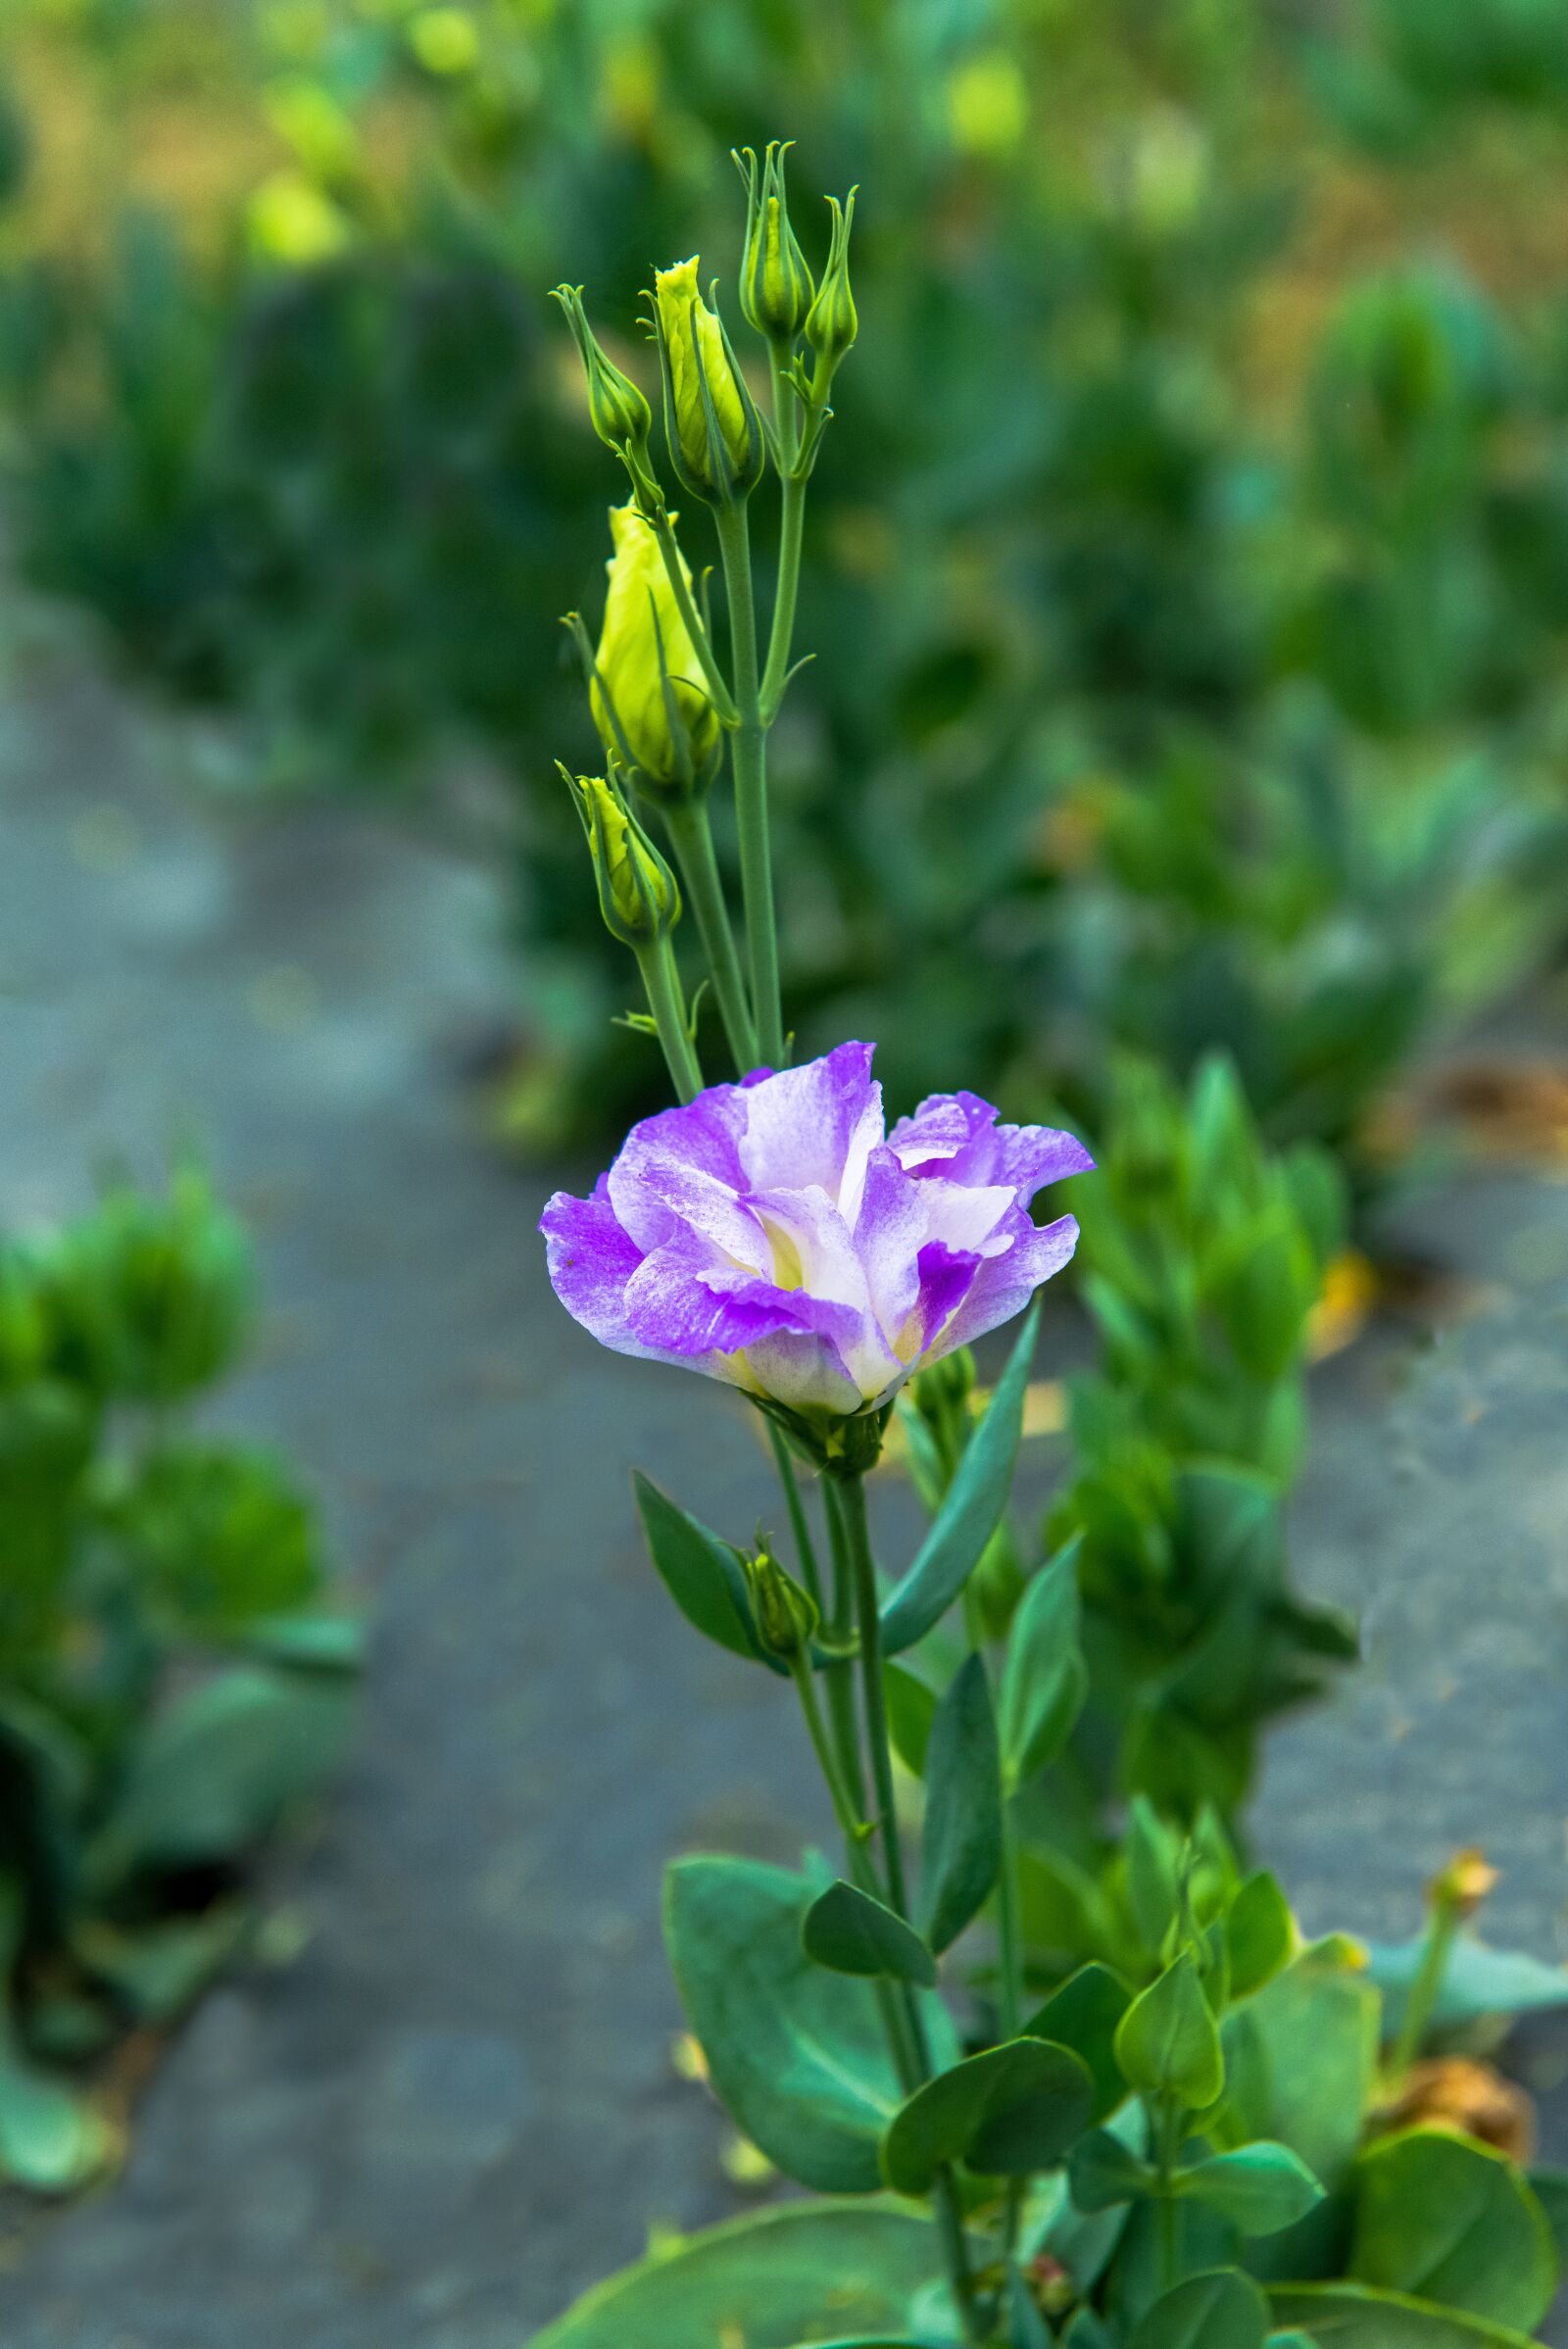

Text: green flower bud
xmin=591 ymin=503 xmax=719 ymax=800
xmin=742 ymin=1539 xmax=818 ymax=1661
xmin=564 ymin=768 xmax=680 ymax=947
xmin=652 ymin=257 xmax=762 ymax=505
xmin=552 ymin=284 xmax=654 ymax=465
xmin=735 ymin=141 xmax=814 ymax=345
xmin=804 ymin=190 xmax=858 ymax=388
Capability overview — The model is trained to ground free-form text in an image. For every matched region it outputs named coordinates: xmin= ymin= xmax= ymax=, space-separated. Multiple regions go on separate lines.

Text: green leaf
xmin=1114 ymin=1951 xmax=1225 ymax=2111
xmin=999 ymin=1539 xmax=1087 ymax=1786
xmin=1129 ymin=2269 xmax=1270 ymax=2349
xmin=881 ymin=2037 xmax=1093 ymax=2196
xmin=1266 ymin=2334 xmax=1318 ymax=2347
xmin=803 ymin=1882 xmax=938 ymax=1989
xmin=1226 ymin=1872 xmax=1295 ymax=2001
xmin=1023 ymin=1963 xmax=1132 ymax=2124
xmin=918 ymin=1653 xmax=1002 ymax=1955
xmin=884 ymin=1664 xmax=937 ymax=1780
xmin=529 ymin=2197 xmax=943 ymax=2348
xmin=665 ymin=1857 xmax=905 ymax=2193
xmin=1527 ymin=2164 xmax=1568 ymax=2268
xmin=880 ymin=1301 xmax=1039 ymax=1655
xmin=1068 ymin=2126 xmax=1158 ymax=2212
xmin=1124 ymin=1794 xmax=1182 ymax=1956
xmin=85 ymin=1665 xmax=350 ymax=1888
xmin=1221 ymin=1954 xmax=1379 ymax=2191
xmin=633 ymin=1472 xmax=783 ymax=1672
xmin=1062 ymin=2318 xmax=1114 ymax=2349
xmin=1348 ymin=2129 xmax=1557 ymax=2330
xmin=1175 ymin=2142 xmax=1325 ymax=2236
xmin=114 ymin=1442 xmax=322 ymax=1637
xmin=1268 ymin=2284 xmax=1546 ymax=2345
xmin=0 ymin=2040 xmax=115 ymax=2193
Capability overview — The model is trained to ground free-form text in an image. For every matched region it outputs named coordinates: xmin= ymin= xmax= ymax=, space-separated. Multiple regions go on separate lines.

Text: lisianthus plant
xmin=533 ymin=152 xmax=1567 ymax=2348
xmin=0 ymin=1167 xmax=357 ymax=2193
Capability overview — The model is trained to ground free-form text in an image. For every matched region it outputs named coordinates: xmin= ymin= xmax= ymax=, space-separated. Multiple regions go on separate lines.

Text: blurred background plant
xmin=0 ymin=1164 xmax=355 ymax=2193
xmin=1 ymin=0 xmax=1567 ymax=1168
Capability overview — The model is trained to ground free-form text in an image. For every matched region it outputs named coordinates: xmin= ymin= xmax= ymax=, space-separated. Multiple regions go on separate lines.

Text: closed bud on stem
xmin=735 ymin=141 xmax=814 ymax=346
xmin=563 ymin=767 xmax=680 ymax=947
xmin=652 ymin=258 xmax=763 ymax=506
xmin=591 ymin=503 xmax=719 ymax=801
xmin=742 ymin=1538 xmax=819 ymax=1661
xmin=804 ymin=190 xmax=858 ymax=392
xmin=1429 ymin=1846 xmax=1499 ymax=1924
xmin=552 ymin=285 xmax=655 ymax=469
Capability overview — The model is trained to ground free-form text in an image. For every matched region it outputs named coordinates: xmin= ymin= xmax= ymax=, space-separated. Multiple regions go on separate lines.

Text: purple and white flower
xmin=540 ymin=1043 xmax=1093 ymax=1416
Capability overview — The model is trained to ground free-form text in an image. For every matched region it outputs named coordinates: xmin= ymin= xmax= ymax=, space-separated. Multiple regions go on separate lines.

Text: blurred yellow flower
xmin=263 ymin=76 xmax=361 ymax=179
xmin=247 ymin=170 xmax=351 ymax=268
xmin=948 ymin=52 xmax=1029 ymax=158
xmin=409 ymin=6 xmax=481 ymax=74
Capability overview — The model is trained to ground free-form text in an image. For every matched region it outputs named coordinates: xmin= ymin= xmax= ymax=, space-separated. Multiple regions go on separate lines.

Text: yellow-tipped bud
xmin=592 ymin=504 xmax=719 ymax=800
xmin=736 ymin=142 xmax=814 ymax=345
xmin=653 ymin=258 xmax=761 ymax=504
xmin=565 ymin=769 xmax=680 ymax=947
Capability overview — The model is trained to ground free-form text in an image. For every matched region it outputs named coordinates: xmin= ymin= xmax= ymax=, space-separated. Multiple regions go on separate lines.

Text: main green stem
xmin=713 ymin=501 xmax=785 ymax=1067
xmin=662 ymin=800 xmax=758 ymax=1074
xmin=633 ymin=934 xmax=702 ymax=1103
xmin=1155 ymin=2101 xmax=1185 ymax=2291
xmin=835 ymin=1470 xmax=985 ymax=2348
xmin=788 ymin=1649 xmax=920 ymax=2095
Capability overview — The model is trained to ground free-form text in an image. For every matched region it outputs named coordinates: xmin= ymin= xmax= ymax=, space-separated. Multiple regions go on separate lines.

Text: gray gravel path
xmin=0 ymin=605 xmax=1561 ymax=2345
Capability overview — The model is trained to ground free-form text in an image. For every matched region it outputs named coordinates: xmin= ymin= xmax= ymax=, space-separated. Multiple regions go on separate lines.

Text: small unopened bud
xmin=592 ymin=503 xmax=719 ymax=800
xmin=1430 ymin=1847 xmax=1499 ymax=1924
xmin=804 ymin=190 xmax=858 ymax=389
xmin=552 ymin=285 xmax=654 ymax=465
xmin=735 ymin=142 xmax=814 ymax=346
xmin=653 ymin=257 xmax=762 ymax=505
xmin=742 ymin=1540 xmax=818 ymax=1660
xmin=564 ymin=768 xmax=680 ymax=947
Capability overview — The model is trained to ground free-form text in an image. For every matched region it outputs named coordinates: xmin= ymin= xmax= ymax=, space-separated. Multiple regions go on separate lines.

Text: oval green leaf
xmin=1114 ymin=1950 xmax=1225 ymax=2112
xmin=1268 ymin=2283 xmax=1546 ymax=2346
xmin=803 ymin=1881 xmax=938 ymax=1989
xmin=664 ymin=1857 xmax=904 ymax=2193
xmin=882 ymin=2037 xmax=1094 ymax=2197
xmin=1175 ymin=2141 xmax=1325 ymax=2237
xmin=1348 ymin=2129 xmax=1557 ymax=2331
xmin=633 ymin=1471 xmax=782 ymax=1671
xmin=1129 ymin=2269 xmax=1270 ymax=2349
xmin=529 ymin=2197 xmax=942 ymax=2348
xmin=1023 ymin=1962 xmax=1133 ymax=2125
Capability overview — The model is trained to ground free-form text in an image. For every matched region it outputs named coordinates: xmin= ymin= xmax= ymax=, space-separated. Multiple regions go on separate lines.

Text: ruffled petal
xmin=921 ymin=1211 xmax=1081 ymax=1365
xmin=539 ymin=1178 xmax=678 ymax=1365
xmin=735 ymin=1041 xmax=883 ymax=1209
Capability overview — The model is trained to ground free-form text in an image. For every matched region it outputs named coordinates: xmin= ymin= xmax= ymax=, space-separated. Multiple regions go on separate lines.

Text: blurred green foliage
xmin=1 ymin=0 xmax=1567 ymax=1155
xmin=0 ymin=1167 xmax=354 ymax=2191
